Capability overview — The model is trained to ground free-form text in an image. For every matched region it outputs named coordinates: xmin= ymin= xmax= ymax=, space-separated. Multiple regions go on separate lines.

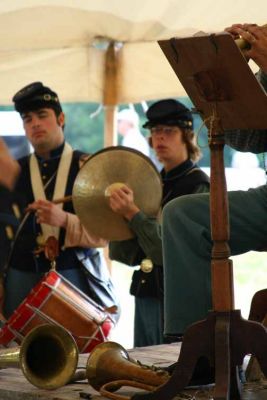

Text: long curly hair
xmin=181 ymin=128 xmax=202 ymax=162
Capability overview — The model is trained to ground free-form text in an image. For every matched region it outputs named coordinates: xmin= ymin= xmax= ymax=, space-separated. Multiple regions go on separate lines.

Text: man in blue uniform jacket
xmin=0 ymin=82 xmax=119 ymax=321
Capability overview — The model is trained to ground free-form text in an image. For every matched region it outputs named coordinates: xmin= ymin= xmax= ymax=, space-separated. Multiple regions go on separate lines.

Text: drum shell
xmin=0 ymin=270 xmax=114 ymax=353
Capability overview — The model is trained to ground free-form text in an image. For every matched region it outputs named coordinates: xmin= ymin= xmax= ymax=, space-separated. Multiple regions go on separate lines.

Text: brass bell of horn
xmin=85 ymin=341 xmax=169 ymax=395
xmin=0 ymin=324 xmax=79 ymax=390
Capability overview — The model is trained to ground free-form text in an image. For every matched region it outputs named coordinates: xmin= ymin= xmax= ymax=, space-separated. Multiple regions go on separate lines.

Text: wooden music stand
xmin=131 ymin=32 xmax=267 ymax=400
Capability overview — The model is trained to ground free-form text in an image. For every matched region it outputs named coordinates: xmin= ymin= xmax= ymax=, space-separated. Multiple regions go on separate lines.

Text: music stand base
xmin=131 ymin=310 xmax=267 ymax=400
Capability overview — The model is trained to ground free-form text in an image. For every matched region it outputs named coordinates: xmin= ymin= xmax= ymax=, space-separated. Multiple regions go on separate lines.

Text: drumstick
xmin=25 ymin=195 xmax=73 ymax=213
xmin=52 ymin=195 xmax=73 ymax=205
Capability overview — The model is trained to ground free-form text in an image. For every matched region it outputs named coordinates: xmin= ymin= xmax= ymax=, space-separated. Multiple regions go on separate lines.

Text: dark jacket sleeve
xmin=109 ymin=212 xmax=162 ymax=266
xmin=224 ymin=70 xmax=267 ymax=153
xmin=0 ymin=185 xmax=20 ymax=273
xmin=109 ymin=180 xmax=210 ymax=266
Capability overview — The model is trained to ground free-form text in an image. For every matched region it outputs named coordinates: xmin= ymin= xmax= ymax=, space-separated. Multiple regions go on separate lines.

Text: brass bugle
xmin=85 ymin=341 xmax=170 ymax=394
xmin=0 ymin=324 xmax=79 ymax=390
xmin=235 ymin=37 xmax=251 ymax=50
xmin=235 ymin=23 xmax=267 ymax=50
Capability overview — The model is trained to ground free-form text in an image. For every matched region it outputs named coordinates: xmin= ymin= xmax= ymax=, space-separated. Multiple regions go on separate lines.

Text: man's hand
xmin=225 ymin=23 xmax=267 ymax=73
xmin=108 ymin=185 xmax=140 ymax=221
xmin=28 ymin=199 xmax=68 ymax=228
xmin=0 ymin=138 xmax=20 ymax=190
xmin=225 ymin=23 xmax=245 ymax=40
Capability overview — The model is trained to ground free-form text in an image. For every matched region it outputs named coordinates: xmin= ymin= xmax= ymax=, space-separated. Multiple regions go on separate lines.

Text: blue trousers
xmin=3 ymin=267 xmax=90 ymax=319
xmin=134 ymin=296 xmax=164 ymax=347
xmin=162 ymin=184 xmax=267 ymax=335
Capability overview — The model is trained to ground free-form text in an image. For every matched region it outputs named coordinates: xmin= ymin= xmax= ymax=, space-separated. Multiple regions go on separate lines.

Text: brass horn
xmin=235 ymin=23 xmax=267 ymax=50
xmin=235 ymin=36 xmax=252 ymax=50
xmin=85 ymin=341 xmax=170 ymax=398
xmin=0 ymin=324 xmax=79 ymax=390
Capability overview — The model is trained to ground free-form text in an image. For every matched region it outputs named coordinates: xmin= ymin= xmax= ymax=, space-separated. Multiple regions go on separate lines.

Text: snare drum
xmin=0 ymin=270 xmax=115 ymax=352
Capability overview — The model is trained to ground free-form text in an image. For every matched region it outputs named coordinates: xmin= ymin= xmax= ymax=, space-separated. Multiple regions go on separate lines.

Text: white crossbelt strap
xmin=30 ymin=142 xmax=73 ymax=240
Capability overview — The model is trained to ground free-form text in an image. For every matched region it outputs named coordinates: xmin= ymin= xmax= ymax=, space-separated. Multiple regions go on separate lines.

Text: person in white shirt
xmin=117 ymin=108 xmax=150 ymax=157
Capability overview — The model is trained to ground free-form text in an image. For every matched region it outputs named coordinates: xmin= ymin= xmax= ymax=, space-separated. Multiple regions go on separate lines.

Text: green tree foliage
xmin=63 ymin=103 xmax=105 ymax=154
xmin=0 ymin=100 xmax=255 ymax=168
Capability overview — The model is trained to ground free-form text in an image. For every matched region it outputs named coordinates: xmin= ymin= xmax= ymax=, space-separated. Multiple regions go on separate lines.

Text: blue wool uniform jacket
xmin=4 ymin=145 xmax=88 ymax=273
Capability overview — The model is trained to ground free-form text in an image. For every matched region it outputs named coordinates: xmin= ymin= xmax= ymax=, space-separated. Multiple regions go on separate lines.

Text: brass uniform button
xmin=36 ymin=234 xmax=45 ymax=246
xmin=5 ymin=226 xmax=14 ymax=240
xmin=12 ymin=203 xmax=21 ymax=219
xmin=140 ymin=258 xmax=153 ymax=273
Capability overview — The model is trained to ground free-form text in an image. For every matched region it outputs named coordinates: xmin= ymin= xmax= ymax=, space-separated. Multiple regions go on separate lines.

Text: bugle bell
xmin=85 ymin=341 xmax=169 ymax=395
xmin=0 ymin=324 xmax=79 ymax=390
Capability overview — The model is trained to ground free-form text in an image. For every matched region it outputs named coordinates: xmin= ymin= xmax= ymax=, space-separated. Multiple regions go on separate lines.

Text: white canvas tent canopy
xmin=0 ymin=0 xmax=266 ymax=143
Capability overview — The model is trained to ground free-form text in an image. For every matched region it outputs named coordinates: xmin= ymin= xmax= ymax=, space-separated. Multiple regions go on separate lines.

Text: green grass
xmin=232 ymin=251 xmax=267 ymax=318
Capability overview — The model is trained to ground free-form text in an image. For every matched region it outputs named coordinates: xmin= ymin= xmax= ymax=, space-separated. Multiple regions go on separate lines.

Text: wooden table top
xmin=0 ymin=343 xmax=266 ymax=400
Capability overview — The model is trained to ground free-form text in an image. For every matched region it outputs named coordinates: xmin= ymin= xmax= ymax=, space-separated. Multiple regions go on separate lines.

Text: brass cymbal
xmin=72 ymin=146 xmax=162 ymax=241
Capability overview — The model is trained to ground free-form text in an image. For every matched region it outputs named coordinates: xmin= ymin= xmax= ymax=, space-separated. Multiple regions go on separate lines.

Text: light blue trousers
xmin=162 ymin=184 xmax=267 ymax=335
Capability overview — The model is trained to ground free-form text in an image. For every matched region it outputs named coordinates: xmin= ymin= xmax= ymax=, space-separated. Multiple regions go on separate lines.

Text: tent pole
xmin=103 ymin=41 xmax=122 ymax=272
xmin=103 ymin=41 xmax=122 ymax=148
